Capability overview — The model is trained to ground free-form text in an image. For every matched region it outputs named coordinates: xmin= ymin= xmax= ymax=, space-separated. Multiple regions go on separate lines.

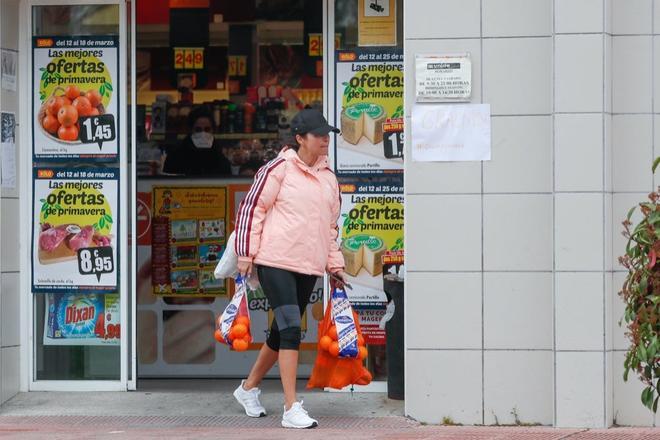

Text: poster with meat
xmin=32 ymin=168 xmax=119 ymax=293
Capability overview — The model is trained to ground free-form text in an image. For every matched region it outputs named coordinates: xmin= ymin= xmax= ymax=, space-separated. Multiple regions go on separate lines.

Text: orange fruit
xmin=235 ymin=316 xmax=250 ymax=328
xmin=65 ymin=85 xmax=80 ymax=100
xmin=329 ymin=341 xmax=340 ymax=357
xmin=213 ymin=329 xmax=224 ymax=343
xmin=73 ymin=96 xmax=93 ymax=117
xmin=232 ymin=323 xmax=248 ymax=339
xmin=242 ymin=334 xmax=252 ymax=344
xmin=319 ymin=335 xmax=332 ymax=351
xmin=86 ymin=89 xmax=102 ymax=108
xmin=46 ymin=96 xmax=66 ymax=116
xmin=364 ymin=370 xmax=373 ymax=382
xmin=233 ymin=338 xmax=249 ymax=351
xmin=357 ymin=335 xmax=365 ymax=347
xmin=89 ymin=107 xmax=100 ymax=116
xmin=358 ymin=346 xmax=368 ymax=360
xmin=42 ymin=114 xmax=59 ymax=134
xmin=57 ymin=104 xmax=78 ymax=127
xmin=327 ymin=325 xmax=338 ymax=341
xmin=57 ymin=124 xmax=78 ymax=141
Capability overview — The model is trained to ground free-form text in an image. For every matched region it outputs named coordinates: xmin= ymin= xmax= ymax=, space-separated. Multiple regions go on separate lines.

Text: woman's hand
xmin=237 ymin=259 xmax=253 ymax=277
xmin=329 ymin=270 xmax=348 ymax=289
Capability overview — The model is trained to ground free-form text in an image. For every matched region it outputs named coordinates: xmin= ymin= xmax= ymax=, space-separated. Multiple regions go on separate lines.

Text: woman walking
xmin=232 ymin=109 xmax=347 ymax=429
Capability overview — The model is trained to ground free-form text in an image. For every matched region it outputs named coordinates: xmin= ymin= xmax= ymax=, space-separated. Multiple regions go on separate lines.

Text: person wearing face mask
xmin=162 ymin=106 xmax=231 ymax=176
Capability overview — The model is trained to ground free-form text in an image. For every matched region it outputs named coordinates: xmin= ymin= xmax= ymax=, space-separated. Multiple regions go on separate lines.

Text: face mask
xmin=191 ymin=131 xmax=214 ymax=149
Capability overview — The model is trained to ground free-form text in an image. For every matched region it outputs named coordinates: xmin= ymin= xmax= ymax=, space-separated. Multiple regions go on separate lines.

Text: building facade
xmin=0 ymin=0 xmax=658 ymax=428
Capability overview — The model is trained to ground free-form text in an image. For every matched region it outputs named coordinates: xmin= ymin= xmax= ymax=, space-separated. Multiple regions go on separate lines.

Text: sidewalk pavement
xmin=1 ymin=380 xmax=659 ymax=439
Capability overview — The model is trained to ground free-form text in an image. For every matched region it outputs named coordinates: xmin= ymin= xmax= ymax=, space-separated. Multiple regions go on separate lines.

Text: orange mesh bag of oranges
xmin=214 ymin=275 xmax=252 ymax=352
xmin=307 ymin=286 xmax=372 ymax=390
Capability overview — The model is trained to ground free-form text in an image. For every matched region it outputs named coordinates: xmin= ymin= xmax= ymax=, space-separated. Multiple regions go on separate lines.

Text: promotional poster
xmin=151 ymin=186 xmax=228 ymax=296
xmin=338 ymin=175 xmax=403 ymax=308
xmin=32 ymin=168 xmax=119 ymax=293
xmin=32 ymin=36 xmax=118 ymax=160
xmin=335 ymin=48 xmax=403 ymax=174
xmin=44 ymin=293 xmax=120 ymax=346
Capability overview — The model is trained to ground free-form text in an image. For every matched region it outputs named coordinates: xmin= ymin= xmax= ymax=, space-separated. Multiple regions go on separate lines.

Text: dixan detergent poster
xmin=44 ymin=293 xmax=120 ymax=346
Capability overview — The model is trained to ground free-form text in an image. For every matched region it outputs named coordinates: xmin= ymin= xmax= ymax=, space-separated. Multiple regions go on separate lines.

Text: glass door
xmin=27 ymin=0 xmax=128 ymax=390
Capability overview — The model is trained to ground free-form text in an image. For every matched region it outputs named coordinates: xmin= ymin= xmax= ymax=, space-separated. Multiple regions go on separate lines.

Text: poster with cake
xmin=32 ymin=168 xmax=119 ymax=294
xmin=338 ymin=175 xmax=403 ymax=308
xmin=335 ymin=48 xmax=403 ymax=175
xmin=151 ymin=186 xmax=228 ymax=296
xmin=33 ymin=36 xmax=119 ymax=161
xmin=44 ymin=292 xmax=120 ymax=346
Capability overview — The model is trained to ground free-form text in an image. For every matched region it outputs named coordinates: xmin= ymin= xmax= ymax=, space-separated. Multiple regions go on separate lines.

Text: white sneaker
xmin=281 ymin=400 xmax=318 ymax=429
xmin=233 ymin=380 xmax=267 ymax=417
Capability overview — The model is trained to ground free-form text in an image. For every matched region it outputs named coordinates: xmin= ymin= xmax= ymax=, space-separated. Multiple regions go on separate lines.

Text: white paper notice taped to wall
xmin=411 ymin=103 xmax=491 ymax=162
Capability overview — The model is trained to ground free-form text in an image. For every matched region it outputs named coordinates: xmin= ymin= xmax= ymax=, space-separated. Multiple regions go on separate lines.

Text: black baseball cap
xmin=291 ymin=109 xmax=340 ymax=136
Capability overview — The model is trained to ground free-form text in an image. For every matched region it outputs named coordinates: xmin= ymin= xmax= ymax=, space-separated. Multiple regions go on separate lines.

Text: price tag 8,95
xmin=77 ymin=246 xmax=114 ymax=282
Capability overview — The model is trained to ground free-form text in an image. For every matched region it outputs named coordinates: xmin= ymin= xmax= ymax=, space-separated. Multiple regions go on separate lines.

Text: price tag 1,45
xmin=77 ymin=246 xmax=114 ymax=282
xmin=79 ymin=114 xmax=116 ymax=150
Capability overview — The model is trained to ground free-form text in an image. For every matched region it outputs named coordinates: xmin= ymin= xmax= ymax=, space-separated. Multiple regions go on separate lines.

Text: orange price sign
xmin=237 ymin=56 xmax=247 ymax=76
xmin=174 ymin=48 xmax=185 ymax=69
xmin=228 ymin=56 xmax=237 ymax=76
xmin=193 ymin=49 xmax=204 ymax=69
xmin=308 ymin=33 xmax=322 ymax=57
xmin=184 ymin=49 xmax=194 ymax=68
xmin=174 ymin=47 xmax=204 ymax=70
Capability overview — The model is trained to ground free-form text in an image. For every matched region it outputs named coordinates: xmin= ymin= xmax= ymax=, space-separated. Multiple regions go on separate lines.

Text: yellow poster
xmin=152 ymin=187 xmax=228 ymax=296
xmin=358 ymin=0 xmax=397 ymax=47
xmin=337 ymin=176 xmax=404 ymax=307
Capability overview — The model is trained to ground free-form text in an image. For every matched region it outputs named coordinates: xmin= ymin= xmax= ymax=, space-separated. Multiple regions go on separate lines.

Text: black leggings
xmin=257 ymin=265 xmax=318 ymax=351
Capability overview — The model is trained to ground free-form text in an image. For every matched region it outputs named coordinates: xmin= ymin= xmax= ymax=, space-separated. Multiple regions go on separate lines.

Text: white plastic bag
xmin=214 ymin=231 xmax=238 ymax=279
xmin=214 ymin=231 xmax=261 ymax=289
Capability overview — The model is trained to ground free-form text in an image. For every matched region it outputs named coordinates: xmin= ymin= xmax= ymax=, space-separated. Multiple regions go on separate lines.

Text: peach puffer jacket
xmin=234 ymin=147 xmax=345 ymax=276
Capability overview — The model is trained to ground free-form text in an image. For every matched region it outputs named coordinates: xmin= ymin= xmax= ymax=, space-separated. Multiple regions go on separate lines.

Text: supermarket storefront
xmin=18 ymin=0 xmax=404 ymax=391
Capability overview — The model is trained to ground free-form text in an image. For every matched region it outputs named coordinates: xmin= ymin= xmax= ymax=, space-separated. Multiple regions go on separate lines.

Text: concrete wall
xmin=0 ymin=0 xmax=22 ymax=406
xmin=404 ymin=0 xmax=658 ymax=428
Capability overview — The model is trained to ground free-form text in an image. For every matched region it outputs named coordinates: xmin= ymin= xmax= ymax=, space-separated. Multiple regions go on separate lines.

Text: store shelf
xmin=215 ymin=132 xmax=279 ymax=140
xmin=149 ymin=132 xmax=279 ymax=141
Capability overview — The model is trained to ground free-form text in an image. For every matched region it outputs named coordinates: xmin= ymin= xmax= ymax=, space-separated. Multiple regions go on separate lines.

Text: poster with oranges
xmin=32 ymin=168 xmax=119 ymax=293
xmin=32 ymin=36 xmax=118 ymax=160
